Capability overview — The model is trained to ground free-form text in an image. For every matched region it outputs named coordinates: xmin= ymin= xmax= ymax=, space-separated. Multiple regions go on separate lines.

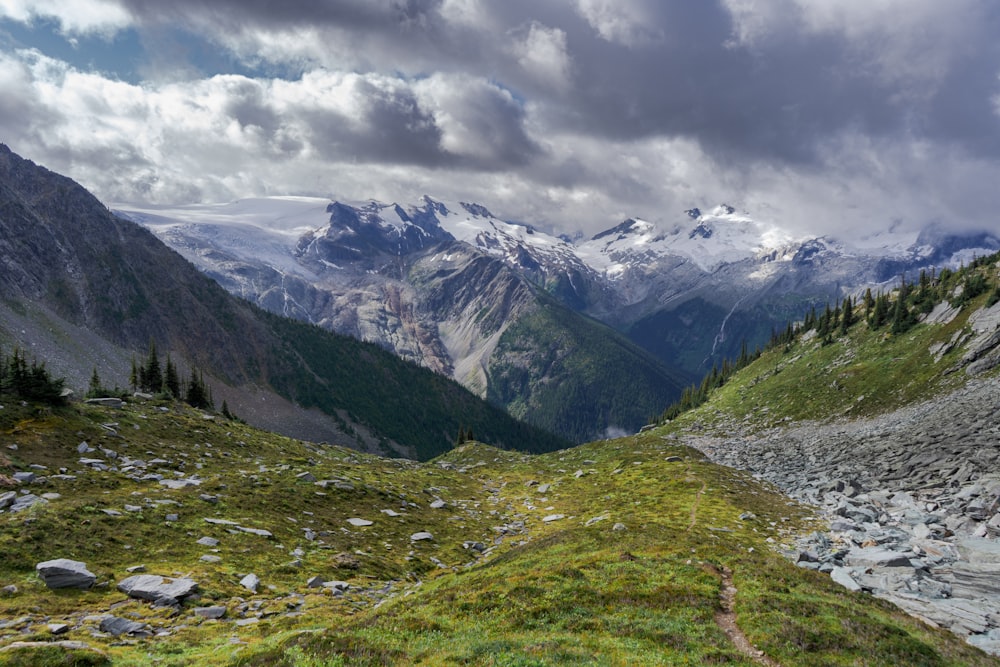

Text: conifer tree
xmin=164 ymin=354 xmax=180 ymax=398
xmin=839 ymin=296 xmax=854 ymax=335
xmin=129 ymin=356 xmax=139 ymax=392
xmin=143 ymin=339 xmax=162 ymax=393
xmin=87 ymin=367 xmax=103 ymax=398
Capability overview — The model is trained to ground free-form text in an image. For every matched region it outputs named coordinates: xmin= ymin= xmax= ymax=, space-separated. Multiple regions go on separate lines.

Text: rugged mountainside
xmin=121 ymin=198 xmax=1000 ymax=391
xmin=0 ymin=145 xmax=567 ymax=459
xmin=120 ymin=198 xmax=688 ymax=442
xmin=661 ymin=254 xmax=1000 ymax=653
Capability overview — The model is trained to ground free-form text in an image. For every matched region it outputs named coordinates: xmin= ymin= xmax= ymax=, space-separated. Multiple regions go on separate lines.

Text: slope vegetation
xmin=0 ymin=399 xmax=993 ymax=666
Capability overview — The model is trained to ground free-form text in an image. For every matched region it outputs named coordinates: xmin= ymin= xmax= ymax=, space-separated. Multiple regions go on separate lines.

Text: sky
xmin=1 ymin=0 xmax=999 ymax=239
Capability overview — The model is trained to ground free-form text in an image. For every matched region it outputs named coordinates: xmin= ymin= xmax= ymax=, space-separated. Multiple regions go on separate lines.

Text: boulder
xmin=0 ymin=491 xmax=15 ymax=510
xmin=100 ymin=616 xmax=149 ymax=637
xmin=240 ymin=573 xmax=260 ymax=593
xmin=347 ymin=518 xmax=373 ymax=527
xmin=117 ymin=574 xmax=198 ymax=605
xmin=410 ymin=532 xmax=434 ymax=541
xmin=193 ymin=606 xmax=227 ymax=620
xmin=36 ymin=559 xmax=96 ymax=590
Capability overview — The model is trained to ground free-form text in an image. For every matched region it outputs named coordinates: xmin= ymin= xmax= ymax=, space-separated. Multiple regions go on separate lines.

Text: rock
xmin=429 ymin=499 xmax=446 ymax=509
xmin=307 ymin=576 xmax=325 ymax=588
xmin=10 ymin=494 xmax=43 ymax=512
xmin=463 ymin=541 xmax=487 ymax=552
xmin=193 ymin=606 xmax=227 ymax=619
xmin=124 ymin=505 xmax=143 ymax=513
xmin=100 ymin=616 xmax=149 ymax=637
xmin=101 ymin=509 xmax=122 ymax=517
xmin=380 ymin=509 xmax=401 ymax=517
xmin=0 ymin=585 xmax=17 ymax=596
xmin=125 ymin=565 xmax=147 ymax=573
xmin=240 ymin=574 xmax=260 ymax=593
xmin=574 ymin=470 xmax=585 ymax=478
xmin=411 ymin=532 xmax=434 ymax=541
xmin=165 ymin=514 xmax=179 ymax=522
xmin=831 ymin=567 xmax=863 ymax=592
xmin=957 ymin=538 xmax=1000 ymax=565
xmin=665 ymin=456 xmax=683 ymax=462
xmin=612 ymin=523 xmax=627 ymax=531
xmin=235 ymin=617 xmax=259 ymax=627
xmin=537 ymin=483 xmax=551 ymax=494
xmin=296 ymin=471 xmax=317 ymax=483
xmin=48 ymin=623 xmax=70 ymax=635
xmin=347 ymin=518 xmax=373 ymax=527
xmin=197 ymin=536 xmax=220 ymax=547
xmin=86 ymin=398 xmax=123 ymax=408
xmin=323 ymin=581 xmax=350 ymax=592
xmin=36 ymin=559 xmax=96 ymax=590
xmin=13 ymin=472 xmax=35 ymax=484
xmin=0 ymin=491 xmax=15 ymax=510
xmin=542 ymin=514 xmax=565 ymax=523
xmin=236 ymin=526 xmax=273 ymax=538
xmin=77 ymin=442 xmax=92 ymax=454
xmin=159 ymin=478 xmax=201 ymax=489
xmin=200 ymin=555 xmax=222 ymax=563
xmin=117 ymin=574 xmax=198 ymax=605
xmin=844 ymin=547 xmax=912 ymax=569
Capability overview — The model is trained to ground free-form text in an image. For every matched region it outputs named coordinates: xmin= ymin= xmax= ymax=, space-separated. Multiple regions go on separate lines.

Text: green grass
xmin=0 ymin=401 xmax=994 ymax=665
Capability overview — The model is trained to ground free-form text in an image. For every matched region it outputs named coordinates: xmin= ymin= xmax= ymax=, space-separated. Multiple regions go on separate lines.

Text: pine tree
xmin=129 ymin=356 xmax=139 ymax=392
xmin=164 ymin=354 xmax=180 ymax=398
xmin=143 ymin=339 xmax=162 ymax=393
xmin=839 ymin=296 xmax=854 ymax=335
xmin=466 ymin=428 xmax=475 ymax=442
xmin=456 ymin=426 xmax=466 ymax=445
xmin=87 ymin=367 xmax=103 ymax=398
xmin=186 ymin=369 xmax=208 ymax=409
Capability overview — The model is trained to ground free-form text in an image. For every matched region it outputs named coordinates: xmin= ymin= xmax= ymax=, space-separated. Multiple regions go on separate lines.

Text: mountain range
xmin=0 ymin=144 xmax=566 ymax=459
xmin=117 ymin=196 xmax=1000 ymax=436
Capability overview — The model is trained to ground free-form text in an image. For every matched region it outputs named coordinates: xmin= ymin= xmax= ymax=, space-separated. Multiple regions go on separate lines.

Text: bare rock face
xmin=35 ymin=559 xmax=96 ymax=590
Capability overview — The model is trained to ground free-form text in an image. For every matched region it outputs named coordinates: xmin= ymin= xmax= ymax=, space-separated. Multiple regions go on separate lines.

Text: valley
xmin=2 ymin=146 xmax=1000 ymax=664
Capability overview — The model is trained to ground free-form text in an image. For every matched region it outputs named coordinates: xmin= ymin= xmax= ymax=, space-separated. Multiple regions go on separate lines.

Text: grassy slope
xmin=0 ymin=401 xmax=993 ymax=666
xmin=670 ymin=288 xmax=997 ymax=437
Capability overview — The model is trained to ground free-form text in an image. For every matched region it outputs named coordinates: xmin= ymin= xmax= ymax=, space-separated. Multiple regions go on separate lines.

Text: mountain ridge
xmin=0 ymin=144 xmax=568 ymax=459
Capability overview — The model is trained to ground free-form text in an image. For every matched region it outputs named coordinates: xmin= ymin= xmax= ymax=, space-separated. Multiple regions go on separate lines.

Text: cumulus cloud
xmin=1 ymin=0 xmax=999 ymax=239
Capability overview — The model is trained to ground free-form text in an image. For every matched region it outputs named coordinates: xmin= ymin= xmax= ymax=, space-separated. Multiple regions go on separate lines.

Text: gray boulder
xmin=193 ymin=606 xmax=227 ymax=620
xmin=36 ymin=559 xmax=96 ymax=590
xmin=240 ymin=573 xmax=260 ymax=593
xmin=100 ymin=616 xmax=149 ymax=637
xmin=117 ymin=574 xmax=198 ymax=605
xmin=0 ymin=491 xmax=15 ymax=510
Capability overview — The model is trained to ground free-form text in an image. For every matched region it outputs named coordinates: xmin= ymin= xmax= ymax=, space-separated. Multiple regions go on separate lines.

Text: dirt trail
xmin=685 ymin=468 xmax=781 ymax=666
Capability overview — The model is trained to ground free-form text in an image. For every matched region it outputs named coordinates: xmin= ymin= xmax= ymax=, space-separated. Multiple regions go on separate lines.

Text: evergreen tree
xmin=87 ymin=367 xmax=103 ymax=398
xmin=839 ymin=296 xmax=854 ymax=335
xmin=456 ymin=426 xmax=467 ymax=445
xmin=863 ymin=288 xmax=874 ymax=322
xmin=144 ymin=339 xmax=162 ymax=393
xmin=129 ymin=356 xmax=139 ymax=392
xmin=186 ymin=369 xmax=207 ymax=409
xmin=891 ymin=280 xmax=916 ymax=335
xmin=871 ymin=292 xmax=889 ymax=329
xmin=164 ymin=354 xmax=180 ymax=398
xmin=466 ymin=428 xmax=475 ymax=442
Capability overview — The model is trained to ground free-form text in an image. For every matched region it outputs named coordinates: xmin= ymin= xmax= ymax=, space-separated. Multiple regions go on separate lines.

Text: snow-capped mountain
xmin=117 ymin=196 xmax=1000 ymax=387
xmin=117 ymin=196 xmax=687 ymax=443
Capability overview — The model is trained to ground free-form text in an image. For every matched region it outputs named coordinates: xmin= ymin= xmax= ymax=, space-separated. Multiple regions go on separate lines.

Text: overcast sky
xmin=1 ymin=0 xmax=999 ymax=238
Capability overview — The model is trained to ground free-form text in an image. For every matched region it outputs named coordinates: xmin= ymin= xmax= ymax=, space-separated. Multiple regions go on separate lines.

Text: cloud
xmin=1 ymin=0 xmax=999 ymax=240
